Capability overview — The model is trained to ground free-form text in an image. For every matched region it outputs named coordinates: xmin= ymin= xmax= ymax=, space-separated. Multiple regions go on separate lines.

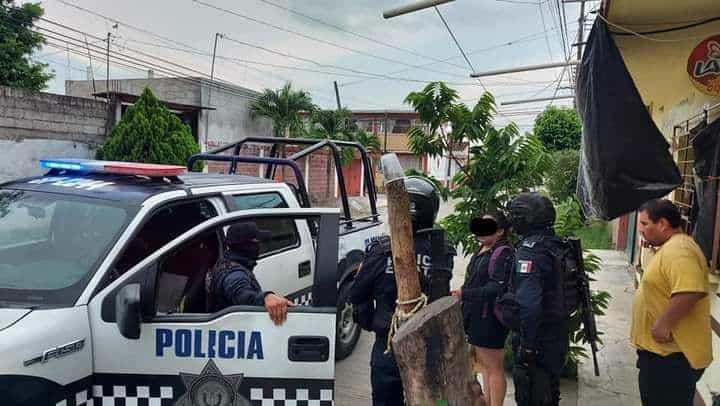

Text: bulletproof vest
xmin=365 ymin=232 xmax=453 ymax=336
xmin=206 ymin=256 xmax=259 ymax=312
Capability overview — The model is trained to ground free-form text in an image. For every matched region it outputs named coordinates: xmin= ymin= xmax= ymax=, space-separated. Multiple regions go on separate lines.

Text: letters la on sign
xmin=688 ymin=34 xmax=720 ymax=96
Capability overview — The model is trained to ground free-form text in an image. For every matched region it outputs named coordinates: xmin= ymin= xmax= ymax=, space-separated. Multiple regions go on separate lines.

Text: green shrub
xmin=100 ymin=87 xmax=202 ymax=171
xmin=547 ymin=149 xmax=580 ymax=203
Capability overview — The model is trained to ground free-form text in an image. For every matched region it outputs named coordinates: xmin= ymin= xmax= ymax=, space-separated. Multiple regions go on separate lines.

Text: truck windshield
xmin=0 ymin=189 xmax=130 ymax=308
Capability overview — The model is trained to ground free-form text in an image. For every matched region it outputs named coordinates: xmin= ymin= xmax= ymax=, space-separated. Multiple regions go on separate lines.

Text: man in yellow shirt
xmin=631 ymin=199 xmax=712 ymax=406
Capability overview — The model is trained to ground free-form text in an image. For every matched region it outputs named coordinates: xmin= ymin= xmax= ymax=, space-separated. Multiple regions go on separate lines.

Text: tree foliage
xmin=547 ymin=149 xmax=580 ymax=203
xmin=99 ymin=87 xmax=201 ymax=170
xmin=250 ymin=82 xmax=315 ymax=138
xmin=0 ymin=0 xmax=53 ymax=90
xmin=533 ymin=106 xmax=582 ymax=151
xmin=405 ymin=82 xmax=552 ymax=254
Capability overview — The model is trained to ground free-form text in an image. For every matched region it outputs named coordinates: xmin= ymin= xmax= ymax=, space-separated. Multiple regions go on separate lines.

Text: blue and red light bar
xmin=40 ymin=159 xmax=187 ymax=177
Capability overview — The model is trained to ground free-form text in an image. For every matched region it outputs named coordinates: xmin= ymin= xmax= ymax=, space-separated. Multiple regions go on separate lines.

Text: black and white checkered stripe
xmin=55 ymin=389 xmax=91 ymax=406
xmin=292 ymin=291 xmax=313 ymax=306
xmin=91 ymin=384 xmax=173 ymax=406
xmin=249 ymin=387 xmax=333 ymax=406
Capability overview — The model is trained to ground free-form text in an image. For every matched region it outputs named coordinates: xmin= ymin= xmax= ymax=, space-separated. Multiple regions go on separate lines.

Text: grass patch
xmin=575 ymin=220 xmax=613 ymax=249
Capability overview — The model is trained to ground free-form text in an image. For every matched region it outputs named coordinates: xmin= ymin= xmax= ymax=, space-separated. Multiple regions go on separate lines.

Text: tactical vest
xmin=206 ymin=257 xmax=260 ymax=313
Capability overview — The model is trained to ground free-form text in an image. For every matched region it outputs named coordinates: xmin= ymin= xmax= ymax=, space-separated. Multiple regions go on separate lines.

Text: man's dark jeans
xmin=637 ymin=350 xmax=704 ymax=406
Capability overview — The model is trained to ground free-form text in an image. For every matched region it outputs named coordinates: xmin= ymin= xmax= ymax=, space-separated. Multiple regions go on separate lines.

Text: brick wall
xmin=204 ymin=144 xmax=348 ymax=204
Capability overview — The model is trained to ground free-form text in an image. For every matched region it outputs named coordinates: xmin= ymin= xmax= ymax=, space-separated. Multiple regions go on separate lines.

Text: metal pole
xmin=470 ymin=60 xmax=579 ymax=78
xmin=500 ymin=94 xmax=576 ymax=106
xmin=333 ymin=81 xmax=342 ymax=110
xmin=84 ymin=36 xmax=96 ymax=98
xmin=383 ymin=0 xmax=455 ymax=19
xmin=383 ymin=111 xmax=388 ymax=153
xmin=205 ymin=32 xmax=222 ymax=149
xmin=577 ymin=0 xmax=586 ymax=60
xmin=106 ymin=32 xmax=110 ymax=95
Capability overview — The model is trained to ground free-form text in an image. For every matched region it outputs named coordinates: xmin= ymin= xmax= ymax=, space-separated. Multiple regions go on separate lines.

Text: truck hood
xmin=0 ymin=309 xmax=31 ymax=331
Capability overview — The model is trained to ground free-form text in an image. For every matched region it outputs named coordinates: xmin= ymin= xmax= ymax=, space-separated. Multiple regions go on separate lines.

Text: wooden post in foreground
xmin=380 ymin=153 xmax=484 ymax=406
xmin=380 ymin=154 xmax=422 ymax=313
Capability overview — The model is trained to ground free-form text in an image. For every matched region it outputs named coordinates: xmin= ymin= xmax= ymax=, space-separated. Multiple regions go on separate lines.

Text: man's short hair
xmin=639 ymin=199 xmax=681 ymax=228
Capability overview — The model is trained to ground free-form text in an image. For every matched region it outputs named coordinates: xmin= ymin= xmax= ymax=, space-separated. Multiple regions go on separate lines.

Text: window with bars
xmin=672 ymin=124 xmax=697 ymax=234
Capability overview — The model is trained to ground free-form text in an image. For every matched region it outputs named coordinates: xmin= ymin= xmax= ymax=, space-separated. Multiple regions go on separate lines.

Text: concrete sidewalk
xmin=577 ymin=249 xmax=642 ymax=405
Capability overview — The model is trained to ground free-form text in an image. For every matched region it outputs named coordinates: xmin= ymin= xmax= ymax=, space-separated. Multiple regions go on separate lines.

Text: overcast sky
xmin=33 ymin=0 xmax=594 ymax=130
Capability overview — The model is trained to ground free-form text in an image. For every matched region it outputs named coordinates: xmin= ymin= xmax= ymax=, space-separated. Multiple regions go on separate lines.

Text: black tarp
xmin=692 ymin=118 xmax=720 ymax=260
xmin=576 ymin=19 xmax=682 ymax=220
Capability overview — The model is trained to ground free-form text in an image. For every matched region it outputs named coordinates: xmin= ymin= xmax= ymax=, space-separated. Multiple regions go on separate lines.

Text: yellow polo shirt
xmin=630 ymin=233 xmax=712 ymax=369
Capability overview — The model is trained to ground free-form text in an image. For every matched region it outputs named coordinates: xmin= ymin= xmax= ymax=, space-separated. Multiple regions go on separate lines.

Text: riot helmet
xmin=405 ymin=176 xmax=440 ymax=230
xmin=507 ymin=192 xmax=556 ymax=236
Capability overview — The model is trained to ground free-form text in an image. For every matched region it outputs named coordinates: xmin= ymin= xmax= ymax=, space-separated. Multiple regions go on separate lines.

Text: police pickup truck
xmin=0 ymin=137 xmax=381 ymax=406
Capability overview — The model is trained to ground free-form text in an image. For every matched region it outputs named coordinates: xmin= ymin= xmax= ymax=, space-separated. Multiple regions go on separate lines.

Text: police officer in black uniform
xmin=507 ymin=192 xmax=569 ymax=406
xmin=350 ymin=176 xmax=455 ymax=406
xmin=206 ymin=221 xmax=293 ymax=325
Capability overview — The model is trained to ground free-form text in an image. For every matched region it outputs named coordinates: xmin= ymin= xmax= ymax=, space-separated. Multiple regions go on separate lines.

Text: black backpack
xmin=496 ymin=237 xmax=580 ymax=331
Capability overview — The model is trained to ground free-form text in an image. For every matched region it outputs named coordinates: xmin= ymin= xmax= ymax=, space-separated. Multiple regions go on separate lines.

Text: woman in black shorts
xmin=452 ymin=212 xmax=513 ymax=406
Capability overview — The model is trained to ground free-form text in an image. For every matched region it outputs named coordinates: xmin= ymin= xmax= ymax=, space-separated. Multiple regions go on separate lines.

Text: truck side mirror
xmin=116 ymin=283 xmax=142 ymax=339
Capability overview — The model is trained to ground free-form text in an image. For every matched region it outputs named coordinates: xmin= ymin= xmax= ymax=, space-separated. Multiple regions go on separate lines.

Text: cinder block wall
xmin=0 ymin=86 xmax=109 ymax=182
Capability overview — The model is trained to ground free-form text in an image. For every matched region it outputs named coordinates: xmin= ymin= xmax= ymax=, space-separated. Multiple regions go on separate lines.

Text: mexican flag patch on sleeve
xmin=517 ymin=260 xmax=533 ymax=274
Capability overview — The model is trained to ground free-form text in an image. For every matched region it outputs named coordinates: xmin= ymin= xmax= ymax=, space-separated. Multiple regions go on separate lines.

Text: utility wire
xmin=597 ymin=13 xmax=720 ymax=39
xmin=538 ymin=1 xmax=555 ymax=60
xmin=190 ymin=0 xmax=472 ymax=79
xmin=339 ymin=25 xmax=571 ymax=87
xmin=433 ymin=6 xmax=493 ymax=95
xmin=254 ymin=0 xmax=469 ymax=72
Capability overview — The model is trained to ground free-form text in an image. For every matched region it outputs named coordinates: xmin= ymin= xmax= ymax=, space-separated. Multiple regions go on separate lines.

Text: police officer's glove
xmin=517 ymin=346 xmax=538 ymax=367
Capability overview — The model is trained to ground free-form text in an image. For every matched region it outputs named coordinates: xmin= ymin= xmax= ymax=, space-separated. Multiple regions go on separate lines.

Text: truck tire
xmin=335 ymin=279 xmax=361 ymax=361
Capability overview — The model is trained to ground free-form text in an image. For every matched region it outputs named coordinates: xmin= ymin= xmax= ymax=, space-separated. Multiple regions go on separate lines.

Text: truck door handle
xmin=298 ymin=261 xmax=311 ymax=278
xmin=288 ymin=336 xmax=329 ymax=362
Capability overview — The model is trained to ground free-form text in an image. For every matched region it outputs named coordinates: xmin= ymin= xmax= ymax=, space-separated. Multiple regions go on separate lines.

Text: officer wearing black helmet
xmin=349 ymin=176 xmax=455 ymax=406
xmin=507 ymin=192 xmax=569 ymax=406
xmin=206 ymin=221 xmax=293 ymax=325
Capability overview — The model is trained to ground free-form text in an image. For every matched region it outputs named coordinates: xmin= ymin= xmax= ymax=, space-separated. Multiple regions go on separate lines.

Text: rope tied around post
xmin=385 ymin=293 xmax=428 ymax=354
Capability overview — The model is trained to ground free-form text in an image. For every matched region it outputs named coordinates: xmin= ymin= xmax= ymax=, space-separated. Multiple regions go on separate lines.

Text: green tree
xmin=533 ymin=106 xmax=582 ymax=151
xmin=405 ymin=82 xmax=552 ymax=254
xmin=99 ymin=88 xmax=201 ymax=170
xmin=351 ymin=128 xmax=381 ymax=155
xmin=0 ymin=0 xmax=54 ymax=90
xmin=309 ymin=108 xmax=382 ymax=199
xmin=309 ymin=107 xmax=354 ymax=198
xmin=250 ymin=82 xmax=315 ymax=138
xmin=547 ymin=149 xmax=580 ymax=203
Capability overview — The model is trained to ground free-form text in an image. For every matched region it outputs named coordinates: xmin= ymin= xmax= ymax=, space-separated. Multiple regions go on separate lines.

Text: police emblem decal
xmin=176 ymin=359 xmax=249 ymax=406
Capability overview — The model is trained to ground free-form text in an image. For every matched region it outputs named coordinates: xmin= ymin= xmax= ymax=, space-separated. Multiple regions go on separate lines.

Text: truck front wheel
xmin=335 ymin=279 xmax=361 ymax=360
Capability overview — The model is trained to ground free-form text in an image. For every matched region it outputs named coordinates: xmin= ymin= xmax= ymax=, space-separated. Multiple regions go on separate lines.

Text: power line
xmin=190 ymin=0 xmax=472 ymax=79
xmin=36 ymin=29 xmax=261 ymax=100
xmin=339 ymin=25 xmax=571 ymax=87
xmin=40 ymin=3 xmax=342 ymax=102
xmin=538 ymin=1 xmax=555 ymax=60
xmin=253 ymin=0 xmax=469 ymax=72
xmin=219 ymin=34 xmax=481 ymax=86
xmin=46 ymin=1 xmax=487 ymax=87
xmin=433 ymin=6 xmax=494 ymax=95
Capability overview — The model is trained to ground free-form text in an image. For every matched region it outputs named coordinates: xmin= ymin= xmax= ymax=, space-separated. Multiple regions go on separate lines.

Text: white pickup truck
xmin=0 ymin=137 xmax=382 ymax=406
